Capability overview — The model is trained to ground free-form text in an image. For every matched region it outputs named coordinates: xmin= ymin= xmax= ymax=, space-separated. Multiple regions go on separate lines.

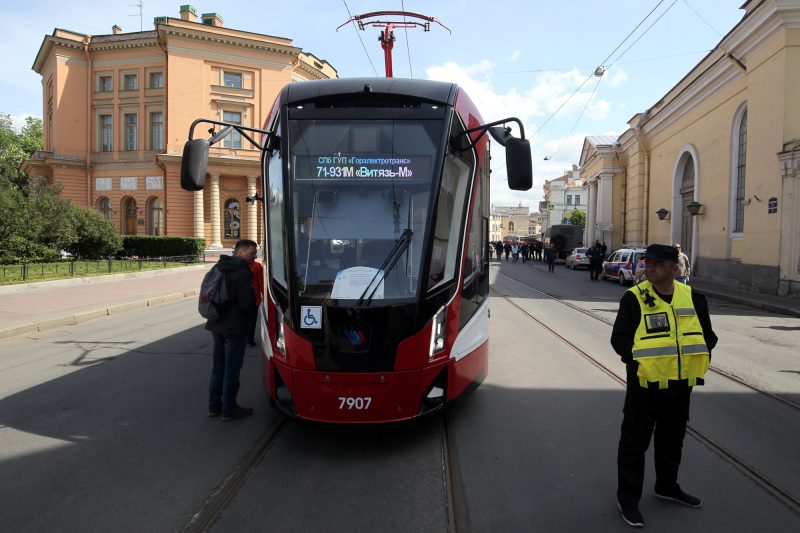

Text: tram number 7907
xmin=338 ymin=396 xmax=372 ymax=410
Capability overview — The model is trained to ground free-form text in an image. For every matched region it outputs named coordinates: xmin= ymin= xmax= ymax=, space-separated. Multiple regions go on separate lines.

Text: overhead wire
xmin=542 ymin=75 xmax=604 ymax=177
xmin=681 ymin=0 xmax=723 ymax=38
xmin=400 ymin=0 xmax=413 ymax=78
xmin=531 ymin=0 xmax=670 ymax=139
xmin=607 ymin=0 xmax=681 ymax=66
xmin=341 ymin=0 xmax=379 ymax=77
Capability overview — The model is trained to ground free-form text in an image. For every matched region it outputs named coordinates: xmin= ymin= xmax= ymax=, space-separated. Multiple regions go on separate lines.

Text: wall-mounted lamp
xmin=686 ymin=201 xmax=704 ymax=216
xmin=656 ymin=208 xmax=670 ymax=221
xmin=245 ymin=194 xmax=263 ymax=204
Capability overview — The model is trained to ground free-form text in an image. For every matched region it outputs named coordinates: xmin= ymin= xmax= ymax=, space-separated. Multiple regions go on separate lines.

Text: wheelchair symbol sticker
xmin=300 ymin=306 xmax=322 ymax=329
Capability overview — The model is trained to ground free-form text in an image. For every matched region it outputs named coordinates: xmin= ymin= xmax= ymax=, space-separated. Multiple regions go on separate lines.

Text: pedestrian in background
xmin=545 ymin=243 xmax=556 ymax=272
xmin=674 ymin=243 xmax=691 ymax=284
xmin=248 ymin=255 xmax=264 ymax=346
xmin=504 ymin=242 xmax=511 ymax=261
xmin=495 ymin=241 xmax=504 ymax=262
xmin=511 ymin=243 xmax=520 ymax=262
xmin=587 ymin=241 xmax=604 ymax=281
xmin=206 ymin=239 xmax=258 ymax=421
xmin=611 ymin=244 xmax=717 ymax=527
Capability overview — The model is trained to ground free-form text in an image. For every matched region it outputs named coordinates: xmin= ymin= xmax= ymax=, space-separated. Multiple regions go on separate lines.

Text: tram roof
xmin=283 ymin=77 xmax=458 ymax=106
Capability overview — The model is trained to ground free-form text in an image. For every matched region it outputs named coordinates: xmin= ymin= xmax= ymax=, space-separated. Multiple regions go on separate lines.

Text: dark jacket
xmin=205 ymin=255 xmax=256 ymax=336
xmin=610 ymin=286 xmax=718 ymax=389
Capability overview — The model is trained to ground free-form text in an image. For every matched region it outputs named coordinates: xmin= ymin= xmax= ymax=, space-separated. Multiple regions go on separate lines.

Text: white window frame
xmin=148 ymin=71 xmax=164 ymax=89
xmin=99 ymin=114 xmax=113 ymax=151
xmin=122 ymin=73 xmax=138 ymax=91
xmin=222 ymin=71 xmax=243 ymax=89
xmin=124 ymin=113 xmax=138 ymax=151
xmin=149 ymin=111 xmax=164 ymax=150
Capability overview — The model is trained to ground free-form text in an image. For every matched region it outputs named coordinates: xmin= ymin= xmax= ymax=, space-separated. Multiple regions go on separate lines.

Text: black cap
xmin=645 ymin=244 xmax=678 ymax=262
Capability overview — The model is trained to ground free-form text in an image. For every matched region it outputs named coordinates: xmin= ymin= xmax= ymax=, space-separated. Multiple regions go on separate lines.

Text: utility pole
xmin=338 ymin=11 xmax=450 ymax=78
xmin=129 ymin=0 xmax=143 ymax=32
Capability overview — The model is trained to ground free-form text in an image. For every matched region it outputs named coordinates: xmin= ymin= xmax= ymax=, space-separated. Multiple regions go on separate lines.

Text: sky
xmin=1 ymin=0 xmax=747 ymax=208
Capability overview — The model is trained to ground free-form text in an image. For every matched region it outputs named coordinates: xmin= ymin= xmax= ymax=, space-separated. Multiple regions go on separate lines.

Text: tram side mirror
xmin=180 ymin=139 xmax=210 ymax=191
xmin=505 ymin=137 xmax=532 ymax=191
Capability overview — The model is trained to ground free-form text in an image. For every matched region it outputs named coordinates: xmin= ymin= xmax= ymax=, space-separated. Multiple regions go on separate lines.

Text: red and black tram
xmin=182 ymin=77 xmax=531 ymax=422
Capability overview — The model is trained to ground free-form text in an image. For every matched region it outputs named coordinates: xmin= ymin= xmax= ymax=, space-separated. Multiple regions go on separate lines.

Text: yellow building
xmin=23 ymin=5 xmax=336 ymax=249
xmin=581 ymin=0 xmax=800 ymax=297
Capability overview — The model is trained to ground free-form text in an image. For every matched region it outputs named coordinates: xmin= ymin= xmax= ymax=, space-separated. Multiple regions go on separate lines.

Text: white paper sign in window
xmin=120 ymin=176 xmax=137 ymax=190
xmin=95 ymin=177 xmax=112 ymax=191
xmin=331 ymin=267 xmax=384 ymax=300
xmin=146 ymin=176 xmax=163 ymax=190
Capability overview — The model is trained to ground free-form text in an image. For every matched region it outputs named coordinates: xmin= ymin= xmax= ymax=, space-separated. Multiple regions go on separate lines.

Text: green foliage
xmin=0 ymin=114 xmax=43 ymax=191
xmin=0 ymin=235 xmax=59 ymax=264
xmin=62 ymin=207 xmax=122 ymax=259
xmin=121 ymin=236 xmax=206 ymax=258
xmin=568 ymin=209 xmax=586 ymax=227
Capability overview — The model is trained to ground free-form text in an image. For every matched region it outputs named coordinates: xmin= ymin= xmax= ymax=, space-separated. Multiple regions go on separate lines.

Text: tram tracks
xmin=492 ymin=277 xmax=800 ymax=517
xmin=183 ymin=416 xmax=289 ymax=532
xmin=497 ymin=271 xmax=800 ymax=413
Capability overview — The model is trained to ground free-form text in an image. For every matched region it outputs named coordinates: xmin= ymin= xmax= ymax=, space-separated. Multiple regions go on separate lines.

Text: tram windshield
xmin=290 ymin=119 xmax=444 ymax=301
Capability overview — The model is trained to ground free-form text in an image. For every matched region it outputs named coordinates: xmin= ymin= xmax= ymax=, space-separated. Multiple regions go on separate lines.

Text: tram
xmin=181 ymin=77 xmax=531 ymax=422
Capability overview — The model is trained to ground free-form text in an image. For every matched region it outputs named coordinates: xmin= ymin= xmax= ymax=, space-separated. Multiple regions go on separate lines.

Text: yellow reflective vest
xmin=627 ymin=280 xmax=710 ymax=389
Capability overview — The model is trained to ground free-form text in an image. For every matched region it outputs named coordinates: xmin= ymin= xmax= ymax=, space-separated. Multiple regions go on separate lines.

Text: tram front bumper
xmin=277 ymin=364 xmax=448 ymax=423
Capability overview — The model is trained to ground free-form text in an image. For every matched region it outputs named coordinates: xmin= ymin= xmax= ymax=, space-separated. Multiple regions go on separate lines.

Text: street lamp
xmin=656 ymin=208 xmax=670 ymax=220
xmin=686 ymin=201 xmax=704 ymax=216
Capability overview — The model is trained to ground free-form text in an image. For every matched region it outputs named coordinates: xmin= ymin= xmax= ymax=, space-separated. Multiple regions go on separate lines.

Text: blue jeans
xmin=209 ymin=332 xmax=247 ymax=417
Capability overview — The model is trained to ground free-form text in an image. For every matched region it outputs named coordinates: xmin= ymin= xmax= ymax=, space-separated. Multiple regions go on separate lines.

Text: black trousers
xmin=617 ymin=387 xmax=692 ymax=505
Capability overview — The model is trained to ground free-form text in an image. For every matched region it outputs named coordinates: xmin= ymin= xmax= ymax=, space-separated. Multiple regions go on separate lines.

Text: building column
xmin=586 ymin=180 xmax=598 ymax=245
xmin=247 ymin=175 xmax=258 ymax=245
xmin=778 ymin=145 xmax=800 ymax=296
xmin=193 ymin=189 xmax=204 ymax=240
xmin=209 ymin=174 xmax=223 ymax=248
xmin=597 ymin=173 xmax=614 ymax=246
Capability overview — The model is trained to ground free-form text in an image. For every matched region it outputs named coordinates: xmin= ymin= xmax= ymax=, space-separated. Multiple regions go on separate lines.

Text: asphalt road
xmin=0 ymin=262 xmax=798 ymax=532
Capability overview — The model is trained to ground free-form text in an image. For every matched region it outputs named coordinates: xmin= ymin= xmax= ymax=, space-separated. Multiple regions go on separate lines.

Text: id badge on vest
xmin=644 ymin=312 xmax=670 ymax=334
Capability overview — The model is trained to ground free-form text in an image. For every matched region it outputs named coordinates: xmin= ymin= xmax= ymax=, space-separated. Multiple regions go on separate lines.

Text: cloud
xmin=9 ymin=114 xmax=41 ymax=133
xmin=607 ymin=66 xmax=628 ymax=87
xmin=508 ymin=50 xmax=521 ymax=62
xmin=425 ymin=59 xmax=617 ymax=207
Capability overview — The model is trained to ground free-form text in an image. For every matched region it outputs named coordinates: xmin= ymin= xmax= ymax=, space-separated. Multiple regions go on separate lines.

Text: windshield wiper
xmin=356 ymin=228 xmax=413 ymax=307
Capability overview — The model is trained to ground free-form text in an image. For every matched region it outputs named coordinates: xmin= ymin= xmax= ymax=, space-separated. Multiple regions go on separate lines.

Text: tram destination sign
xmin=302 ymin=154 xmax=430 ymax=180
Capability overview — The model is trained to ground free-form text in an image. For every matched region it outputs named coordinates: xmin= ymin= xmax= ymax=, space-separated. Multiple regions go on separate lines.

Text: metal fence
xmin=0 ymin=255 xmax=203 ymax=283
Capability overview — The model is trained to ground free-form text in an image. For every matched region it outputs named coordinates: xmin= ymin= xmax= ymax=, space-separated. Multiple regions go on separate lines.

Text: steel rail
xmin=183 ymin=416 xmax=289 ymax=532
xmin=496 ymin=270 xmax=800 ymax=413
xmin=493 ymin=286 xmax=800 ymax=517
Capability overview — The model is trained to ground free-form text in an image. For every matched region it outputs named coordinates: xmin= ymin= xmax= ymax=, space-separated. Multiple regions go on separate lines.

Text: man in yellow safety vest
xmin=611 ymin=244 xmax=718 ymax=528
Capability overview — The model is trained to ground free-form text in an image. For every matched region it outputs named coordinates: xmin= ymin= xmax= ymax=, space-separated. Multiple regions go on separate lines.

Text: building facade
xmin=540 ymin=167 xmax=585 ymax=237
xmin=489 ymin=203 xmax=531 ymax=241
xmin=23 ymin=5 xmax=336 ymax=250
xmin=580 ymin=0 xmax=800 ymax=297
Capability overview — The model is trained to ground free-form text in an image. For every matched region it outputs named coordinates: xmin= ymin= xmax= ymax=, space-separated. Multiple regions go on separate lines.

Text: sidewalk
xmin=688 ymin=277 xmax=800 ymax=318
xmin=1 ymin=263 xmax=799 ymax=340
xmin=0 ymin=264 xmax=211 ymax=339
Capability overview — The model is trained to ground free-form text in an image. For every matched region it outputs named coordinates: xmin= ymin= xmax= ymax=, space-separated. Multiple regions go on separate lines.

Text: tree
xmin=0 ymin=113 xmax=43 ymax=191
xmin=568 ymin=209 xmax=586 ymax=227
xmin=62 ymin=206 xmax=121 ymax=259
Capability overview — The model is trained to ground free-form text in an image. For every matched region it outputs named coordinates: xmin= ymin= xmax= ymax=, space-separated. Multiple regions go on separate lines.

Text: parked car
xmin=565 ymin=247 xmax=590 ymax=269
xmin=602 ymin=247 xmax=646 ymax=285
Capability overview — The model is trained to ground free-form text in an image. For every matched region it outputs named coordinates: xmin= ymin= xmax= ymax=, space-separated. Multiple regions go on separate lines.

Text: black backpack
xmin=198 ymin=266 xmax=230 ymax=320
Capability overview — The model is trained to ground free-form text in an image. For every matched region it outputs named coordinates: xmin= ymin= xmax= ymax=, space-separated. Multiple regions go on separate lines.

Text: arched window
xmin=508 ymin=221 xmax=515 ymax=231
xmin=224 ymin=199 xmax=241 ymax=239
xmin=96 ymin=197 xmax=112 ymax=221
xmin=734 ymin=110 xmax=747 ymax=233
xmin=147 ymin=197 xmax=163 ymax=236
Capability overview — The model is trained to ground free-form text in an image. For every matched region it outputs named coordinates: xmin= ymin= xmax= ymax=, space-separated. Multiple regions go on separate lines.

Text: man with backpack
xmin=204 ymin=239 xmax=258 ymax=421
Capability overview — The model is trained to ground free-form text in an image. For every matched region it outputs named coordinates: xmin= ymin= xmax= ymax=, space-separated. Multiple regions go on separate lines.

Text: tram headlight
xmin=275 ymin=305 xmax=286 ymax=357
xmin=429 ymin=305 xmax=447 ymax=358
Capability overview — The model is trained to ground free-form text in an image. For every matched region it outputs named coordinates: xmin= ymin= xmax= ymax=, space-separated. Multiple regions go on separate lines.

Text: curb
xmin=0 ymin=289 xmax=199 ymax=340
xmin=0 ymin=263 xmax=211 ymax=295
